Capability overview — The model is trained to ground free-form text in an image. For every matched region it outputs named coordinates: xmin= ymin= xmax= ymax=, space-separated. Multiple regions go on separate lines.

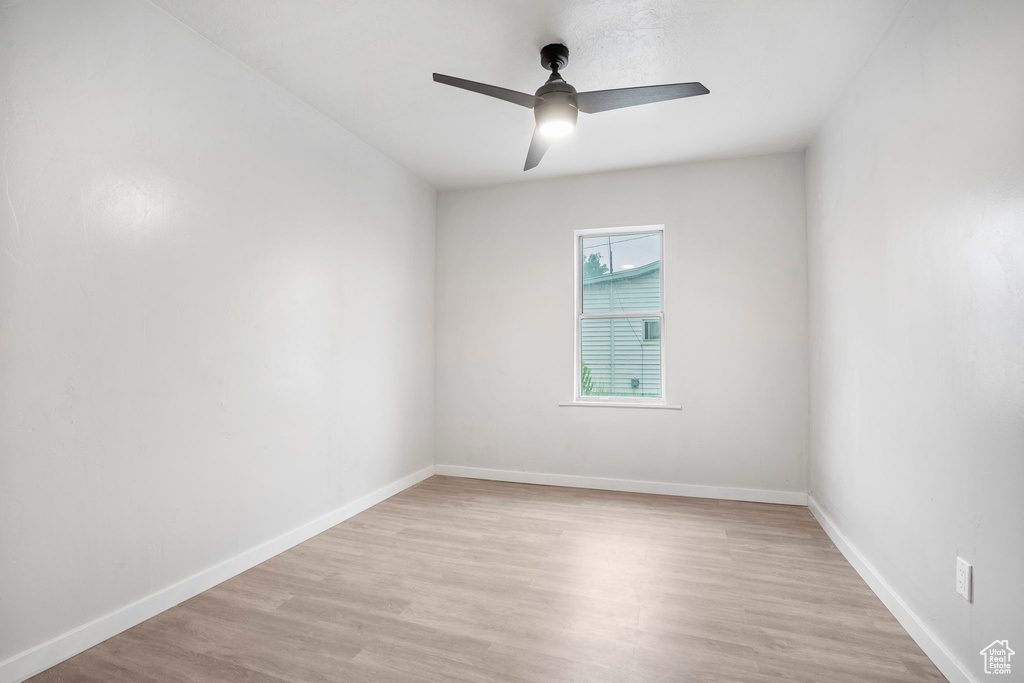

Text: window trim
xmin=572 ymin=224 xmax=667 ymax=406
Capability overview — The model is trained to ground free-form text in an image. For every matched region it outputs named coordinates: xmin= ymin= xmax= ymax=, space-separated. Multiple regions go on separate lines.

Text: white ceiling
xmin=153 ymin=0 xmax=907 ymax=190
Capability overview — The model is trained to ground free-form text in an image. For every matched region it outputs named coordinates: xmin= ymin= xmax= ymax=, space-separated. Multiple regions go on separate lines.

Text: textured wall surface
xmin=0 ymin=0 xmax=435 ymax=662
xmin=436 ymin=154 xmax=808 ymax=495
xmin=806 ymin=1 xmax=1024 ymax=678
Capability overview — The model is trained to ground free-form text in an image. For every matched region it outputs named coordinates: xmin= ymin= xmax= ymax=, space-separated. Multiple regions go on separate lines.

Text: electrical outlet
xmin=956 ymin=557 xmax=972 ymax=602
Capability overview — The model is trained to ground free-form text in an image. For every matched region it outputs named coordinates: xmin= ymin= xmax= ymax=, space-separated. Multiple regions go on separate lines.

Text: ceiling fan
xmin=433 ymin=43 xmax=709 ymax=171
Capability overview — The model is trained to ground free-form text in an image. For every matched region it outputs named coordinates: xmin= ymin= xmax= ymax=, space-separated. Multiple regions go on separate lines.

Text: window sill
xmin=559 ymin=401 xmax=682 ymax=410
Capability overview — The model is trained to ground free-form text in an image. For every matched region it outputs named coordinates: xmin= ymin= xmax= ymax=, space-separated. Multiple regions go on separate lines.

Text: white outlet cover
xmin=956 ymin=557 xmax=973 ymax=602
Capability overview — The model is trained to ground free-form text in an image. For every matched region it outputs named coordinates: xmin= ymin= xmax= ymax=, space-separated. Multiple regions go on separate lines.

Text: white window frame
xmin=573 ymin=224 xmax=666 ymax=406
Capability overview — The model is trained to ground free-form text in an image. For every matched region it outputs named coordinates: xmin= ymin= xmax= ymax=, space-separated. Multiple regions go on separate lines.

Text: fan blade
xmin=524 ymin=128 xmax=551 ymax=171
xmin=576 ymin=82 xmax=709 ymax=114
xmin=433 ymin=73 xmax=540 ymax=109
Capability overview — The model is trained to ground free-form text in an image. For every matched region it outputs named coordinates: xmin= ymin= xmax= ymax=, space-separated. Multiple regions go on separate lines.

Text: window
xmin=574 ymin=225 xmax=664 ymax=404
xmin=644 ymin=319 xmax=660 ymax=342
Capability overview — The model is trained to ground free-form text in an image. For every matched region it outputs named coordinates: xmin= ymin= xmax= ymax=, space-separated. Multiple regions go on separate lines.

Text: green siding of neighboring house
xmin=581 ymin=262 xmax=661 ymax=397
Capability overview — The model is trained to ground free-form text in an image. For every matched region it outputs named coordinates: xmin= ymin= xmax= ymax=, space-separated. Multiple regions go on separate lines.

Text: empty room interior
xmin=2 ymin=1 xmax=1023 ymax=682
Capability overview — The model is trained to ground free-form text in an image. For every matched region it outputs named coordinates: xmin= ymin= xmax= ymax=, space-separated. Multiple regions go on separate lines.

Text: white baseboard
xmin=0 ymin=464 xmax=435 ymax=683
xmin=807 ymin=495 xmax=974 ymax=683
xmin=434 ymin=464 xmax=807 ymax=506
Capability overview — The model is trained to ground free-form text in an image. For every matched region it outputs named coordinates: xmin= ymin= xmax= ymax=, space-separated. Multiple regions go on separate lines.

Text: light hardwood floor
xmin=31 ymin=476 xmax=945 ymax=682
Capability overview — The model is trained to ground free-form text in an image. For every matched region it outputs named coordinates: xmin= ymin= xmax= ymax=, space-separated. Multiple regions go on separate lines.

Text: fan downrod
xmin=540 ymin=43 xmax=569 ymax=72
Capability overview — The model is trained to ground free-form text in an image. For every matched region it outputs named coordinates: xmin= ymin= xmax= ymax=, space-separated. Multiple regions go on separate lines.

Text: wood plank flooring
xmin=30 ymin=476 xmax=945 ymax=682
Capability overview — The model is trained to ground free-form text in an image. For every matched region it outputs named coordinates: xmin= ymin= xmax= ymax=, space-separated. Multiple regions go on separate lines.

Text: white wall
xmin=805 ymin=1 xmax=1024 ymax=679
xmin=436 ymin=154 xmax=808 ymax=498
xmin=0 ymin=0 xmax=434 ymax=668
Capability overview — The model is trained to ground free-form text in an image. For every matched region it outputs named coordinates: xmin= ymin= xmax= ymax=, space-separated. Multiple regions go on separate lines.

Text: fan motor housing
xmin=534 ymin=85 xmax=578 ymax=132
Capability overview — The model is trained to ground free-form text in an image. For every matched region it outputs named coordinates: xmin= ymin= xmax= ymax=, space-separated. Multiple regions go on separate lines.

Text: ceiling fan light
xmin=538 ymin=119 xmax=575 ymax=137
xmin=535 ymin=100 xmax=578 ymax=138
